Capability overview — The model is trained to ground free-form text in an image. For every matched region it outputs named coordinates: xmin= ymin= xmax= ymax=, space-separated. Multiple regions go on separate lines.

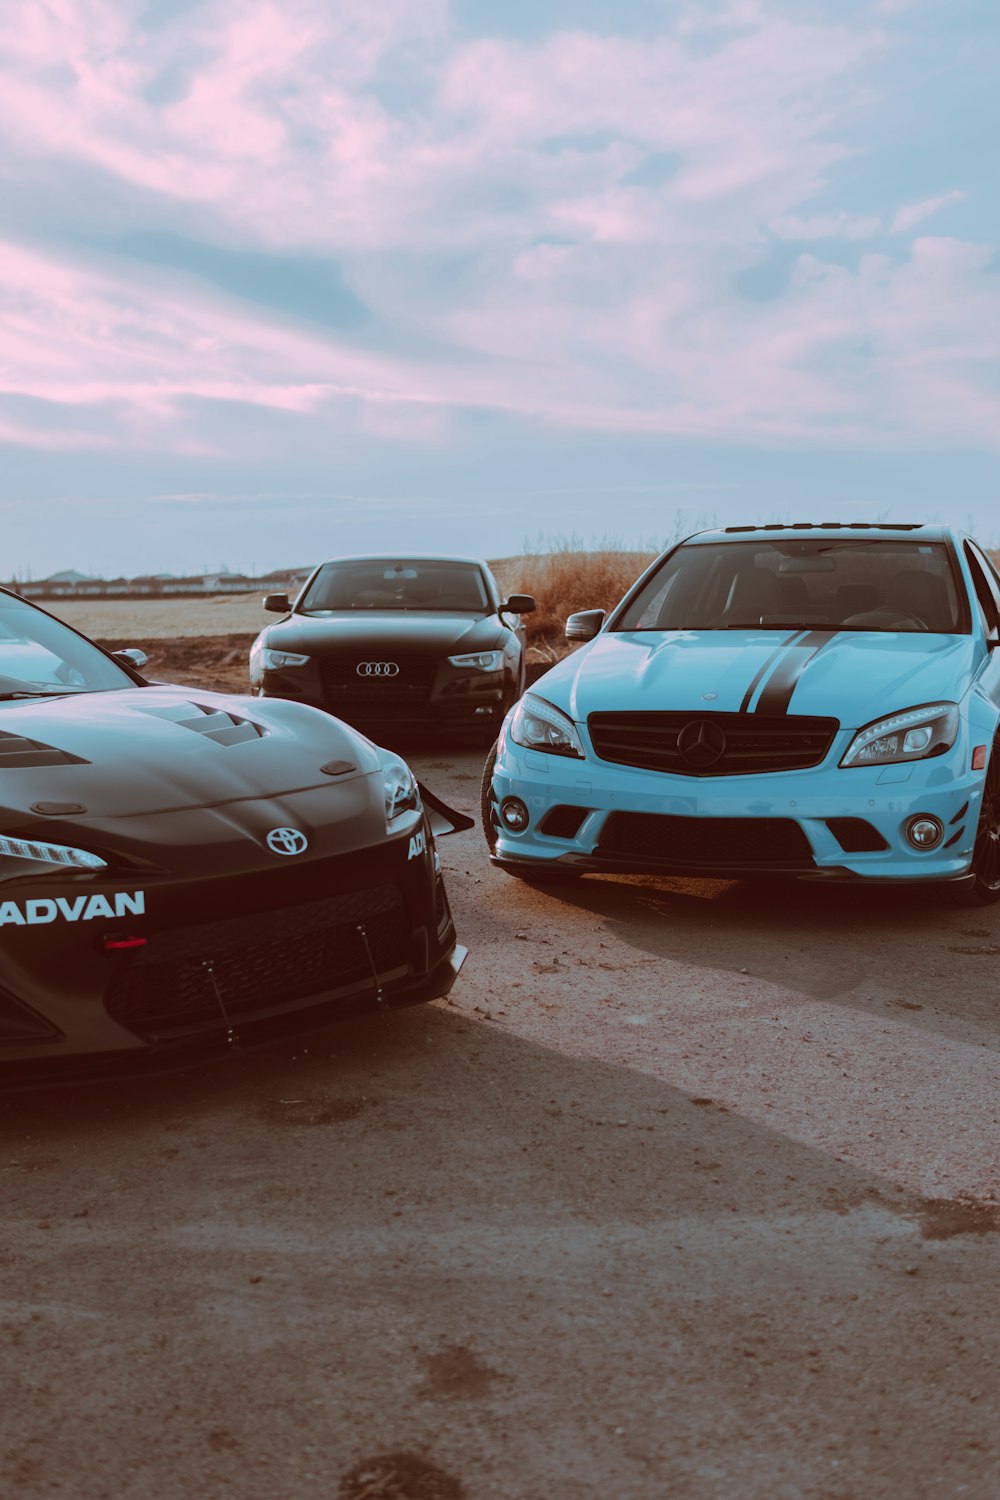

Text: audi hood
xmin=260 ymin=611 xmax=505 ymax=656
xmin=532 ymin=628 xmax=980 ymax=729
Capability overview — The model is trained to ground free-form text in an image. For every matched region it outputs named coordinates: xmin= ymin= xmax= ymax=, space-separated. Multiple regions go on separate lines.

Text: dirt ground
xmin=2 ymin=610 xmax=999 ymax=1498
xmin=51 ymin=594 xmax=275 ymax=640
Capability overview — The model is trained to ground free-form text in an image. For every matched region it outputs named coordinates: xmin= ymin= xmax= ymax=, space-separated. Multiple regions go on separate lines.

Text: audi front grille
xmin=319 ymin=654 xmax=438 ymax=716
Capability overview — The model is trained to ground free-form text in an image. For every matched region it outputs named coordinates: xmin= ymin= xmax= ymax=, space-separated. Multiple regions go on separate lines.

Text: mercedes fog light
xmin=904 ymin=815 xmax=944 ymax=850
xmin=500 ymin=798 xmax=530 ymax=832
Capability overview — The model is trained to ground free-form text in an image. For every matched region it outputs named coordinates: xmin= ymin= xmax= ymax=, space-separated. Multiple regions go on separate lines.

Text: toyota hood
xmin=0 ymin=686 xmax=382 ymax=822
xmin=532 ymin=629 xmax=981 ymax=730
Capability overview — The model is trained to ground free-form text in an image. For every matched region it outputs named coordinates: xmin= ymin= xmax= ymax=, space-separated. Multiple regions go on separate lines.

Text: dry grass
xmin=494 ymin=545 xmax=654 ymax=660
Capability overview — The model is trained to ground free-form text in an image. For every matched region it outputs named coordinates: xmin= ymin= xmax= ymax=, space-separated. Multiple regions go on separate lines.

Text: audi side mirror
xmin=565 ymin=609 xmax=605 ymax=642
xmin=263 ymin=593 xmax=291 ymax=613
xmin=500 ymin=593 xmax=536 ymax=615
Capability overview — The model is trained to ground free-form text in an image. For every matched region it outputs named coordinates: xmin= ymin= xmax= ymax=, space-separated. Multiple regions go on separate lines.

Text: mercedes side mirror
xmin=263 ymin=593 xmax=291 ymax=614
xmin=113 ymin=648 xmax=149 ymax=672
xmin=500 ymin=593 xmax=536 ymax=615
xmin=565 ymin=609 xmax=605 ymax=643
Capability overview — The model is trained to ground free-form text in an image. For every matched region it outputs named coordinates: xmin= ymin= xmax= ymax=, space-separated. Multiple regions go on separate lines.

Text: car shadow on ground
xmin=1 ymin=1002 xmax=998 ymax=1498
xmin=485 ymin=867 xmax=1000 ymax=1043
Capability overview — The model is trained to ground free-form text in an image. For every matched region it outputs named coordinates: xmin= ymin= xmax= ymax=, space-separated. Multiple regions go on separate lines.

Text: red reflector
xmin=972 ymin=745 xmax=988 ymax=771
xmin=103 ymin=936 xmax=147 ymax=951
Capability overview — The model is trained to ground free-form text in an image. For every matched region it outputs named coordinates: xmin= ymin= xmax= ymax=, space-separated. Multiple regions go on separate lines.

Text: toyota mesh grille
xmin=106 ymin=884 xmax=409 ymax=1038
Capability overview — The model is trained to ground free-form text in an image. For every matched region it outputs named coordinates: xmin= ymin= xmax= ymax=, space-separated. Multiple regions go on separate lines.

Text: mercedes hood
xmin=533 ymin=629 xmax=981 ymax=729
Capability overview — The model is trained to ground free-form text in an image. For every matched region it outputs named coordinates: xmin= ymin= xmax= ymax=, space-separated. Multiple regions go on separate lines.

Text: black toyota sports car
xmin=250 ymin=554 xmax=536 ymax=742
xmin=0 ymin=586 xmax=468 ymax=1087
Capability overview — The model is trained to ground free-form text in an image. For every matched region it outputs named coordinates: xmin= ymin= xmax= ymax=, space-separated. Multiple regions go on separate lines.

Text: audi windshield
xmin=614 ymin=540 xmax=967 ymax=634
xmin=299 ymin=561 xmax=489 ymax=614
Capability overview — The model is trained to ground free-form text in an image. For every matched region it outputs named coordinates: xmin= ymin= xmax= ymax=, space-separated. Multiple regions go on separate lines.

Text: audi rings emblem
xmin=266 ymin=827 xmax=309 ymax=856
xmin=676 ymin=719 xmax=728 ymax=769
xmin=356 ymin=661 xmax=400 ymax=677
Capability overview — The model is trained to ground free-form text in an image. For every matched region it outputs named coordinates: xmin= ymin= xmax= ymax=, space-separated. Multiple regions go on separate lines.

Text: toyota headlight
xmin=840 ymin=703 xmax=959 ymax=768
xmin=381 ymin=756 xmax=420 ymax=823
xmin=448 ymin=650 xmax=504 ymax=671
xmin=0 ymin=835 xmax=106 ymax=869
xmin=508 ymin=693 xmax=585 ymax=759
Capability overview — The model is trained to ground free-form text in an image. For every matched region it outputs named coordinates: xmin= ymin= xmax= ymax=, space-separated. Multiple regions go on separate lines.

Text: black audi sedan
xmin=250 ymin=555 xmax=536 ymax=742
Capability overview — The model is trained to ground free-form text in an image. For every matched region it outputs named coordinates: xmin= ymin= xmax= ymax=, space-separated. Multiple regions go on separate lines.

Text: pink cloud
xmin=891 ymin=190 xmax=966 ymax=234
xmin=0 ymin=4 xmax=996 ymax=458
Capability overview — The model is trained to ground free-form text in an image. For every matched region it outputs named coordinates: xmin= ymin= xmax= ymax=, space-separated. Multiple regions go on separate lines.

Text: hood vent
xmin=0 ymin=732 xmax=88 ymax=768
xmin=135 ymin=701 xmax=266 ymax=746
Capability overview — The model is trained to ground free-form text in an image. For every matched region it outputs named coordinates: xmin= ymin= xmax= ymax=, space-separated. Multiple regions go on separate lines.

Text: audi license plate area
xmin=319 ymin=655 xmax=437 ymax=717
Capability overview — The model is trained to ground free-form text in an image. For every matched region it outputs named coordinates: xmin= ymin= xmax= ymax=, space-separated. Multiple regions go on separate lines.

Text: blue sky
xmin=0 ymin=0 xmax=997 ymax=579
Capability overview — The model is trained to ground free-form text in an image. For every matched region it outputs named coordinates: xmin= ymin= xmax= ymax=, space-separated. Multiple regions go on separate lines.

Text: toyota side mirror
xmin=113 ymin=648 xmax=149 ymax=672
xmin=500 ymin=593 xmax=536 ymax=615
xmin=565 ymin=609 xmax=605 ymax=642
xmin=263 ymin=593 xmax=291 ymax=613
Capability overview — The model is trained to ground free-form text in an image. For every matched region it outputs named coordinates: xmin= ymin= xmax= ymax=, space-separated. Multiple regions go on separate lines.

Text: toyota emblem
xmin=676 ymin=719 xmax=727 ymax=769
xmin=356 ymin=661 xmax=400 ymax=677
xmin=266 ymin=827 xmax=309 ymax=856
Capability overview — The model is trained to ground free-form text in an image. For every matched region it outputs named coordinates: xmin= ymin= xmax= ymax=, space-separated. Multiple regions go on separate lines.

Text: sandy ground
xmin=2 ymin=634 xmax=999 ymax=1498
xmin=49 ymin=594 xmax=274 ymax=640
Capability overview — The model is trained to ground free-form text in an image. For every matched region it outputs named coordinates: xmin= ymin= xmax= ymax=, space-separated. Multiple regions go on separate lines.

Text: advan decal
xmin=0 ymin=891 xmax=146 ymax=927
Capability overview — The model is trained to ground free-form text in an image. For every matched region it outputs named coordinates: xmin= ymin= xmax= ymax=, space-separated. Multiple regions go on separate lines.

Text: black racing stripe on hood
xmin=738 ymin=631 xmax=804 ymax=714
xmin=754 ymin=631 xmax=838 ymax=716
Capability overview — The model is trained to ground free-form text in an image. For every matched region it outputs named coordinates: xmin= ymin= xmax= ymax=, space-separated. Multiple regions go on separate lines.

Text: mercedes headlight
xmin=840 ymin=703 xmax=959 ymax=768
xmin=381 ymin=756 xmax=420 ymax=823
xmin=0 ymin=835 xmax=107 ymax=869
xmin=448 ymin=650 xmax=504 ymax=671
xmin=508 ymin=693 xmax=585 ymax=759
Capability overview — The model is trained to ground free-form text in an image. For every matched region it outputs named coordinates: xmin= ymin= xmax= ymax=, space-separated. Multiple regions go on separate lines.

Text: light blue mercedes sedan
xmin=482 ymin=523 xmax=1000 ymax=904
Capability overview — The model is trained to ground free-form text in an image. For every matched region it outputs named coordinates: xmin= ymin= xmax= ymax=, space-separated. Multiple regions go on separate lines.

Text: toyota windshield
xmin=0 ymin=593 xmax=135 ymax=701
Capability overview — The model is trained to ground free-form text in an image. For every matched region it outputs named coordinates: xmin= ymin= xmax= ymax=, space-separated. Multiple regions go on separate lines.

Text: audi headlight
xmin=509 ymin=693 xmax=585 ymax=759
xmin=262 ymin=649 xmax=309 ymax=669
xmin=0 ymin=835 xmax=106 ymax=869
xmin=381 ymin=756 xmax=420 ymax=823
xmin=448 ymin=650 xmax=504 ymax=672
xmin=841 ymin=703 xmax=959 ymax=768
